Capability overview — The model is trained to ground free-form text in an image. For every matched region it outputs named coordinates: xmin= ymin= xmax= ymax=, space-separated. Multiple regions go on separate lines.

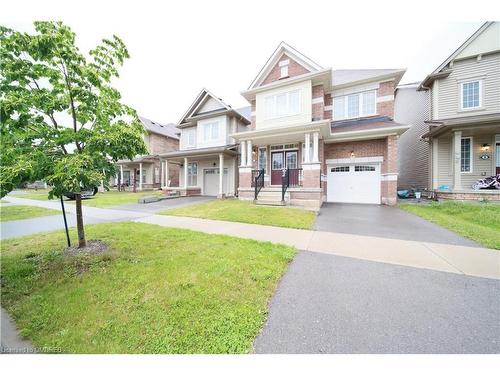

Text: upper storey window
xmin=279 ymin=59 xmax=290 ymax=78
xmin=461 ymin=80 xmax=482 ymax=110
xmin=184 ymin=128 xmax=196 ymax=149
xmin=264 ymin=90 xmax=301 ymax=119
xmin=203 ymin=121 xmax=219 ymax=141
xmin=333 ymin=90 xmax=377 ymax=120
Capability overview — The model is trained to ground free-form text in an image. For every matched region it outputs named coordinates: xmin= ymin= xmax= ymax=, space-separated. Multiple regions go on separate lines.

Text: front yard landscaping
xmin=160 ymin=199 xmax=316 ymax=229
xmin=9 ymin=189 xmax=164 ymax=208
xmin=400 ymin=201 xmax=500 ymax=250
xmin=0 ymin=222 xmax=295 ymax=353
xmin=0 ymin=205 xmax=60 ymax=222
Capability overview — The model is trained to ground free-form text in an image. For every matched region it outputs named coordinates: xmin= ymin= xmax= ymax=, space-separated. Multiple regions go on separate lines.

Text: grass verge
xmin=160 ymin=199 xmax=316 ymax=229
xmin=0 ymin=205 xmax=60 ymax=222
xmin=0 ymin=222 xmax=295 ymax=353
xmin=399 ymin=201 xmax=500 ymax=250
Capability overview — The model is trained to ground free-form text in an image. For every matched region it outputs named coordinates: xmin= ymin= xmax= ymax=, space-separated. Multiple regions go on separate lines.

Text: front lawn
xmin=0 ymin=205 xmax=60 ymax=222
xmin=161 ymin=199 xmax=316 ymax=230
xmin=9 ymin=189 xmax=164 ymax=208
xmin=399 ymin=201 xmax=500 ymax=250
xmin=0 ymin=222 xmax=295 ymax=353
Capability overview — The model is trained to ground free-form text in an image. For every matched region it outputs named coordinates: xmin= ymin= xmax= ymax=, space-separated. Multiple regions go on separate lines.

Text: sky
xmin=0 ymin=0 xmax=493 ymax=125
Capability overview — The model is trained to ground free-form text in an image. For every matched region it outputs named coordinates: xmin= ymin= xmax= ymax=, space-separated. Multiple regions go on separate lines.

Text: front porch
xmin=234 ymin=121 xmax=329 ymax=209
xmin=114 ymin=156 xmax=160 ymax=191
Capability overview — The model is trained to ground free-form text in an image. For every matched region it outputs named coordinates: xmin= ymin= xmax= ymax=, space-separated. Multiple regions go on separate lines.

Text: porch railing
xmin=254 ymin=168 xmax=265 ymax=200
xmin=281 ymin=168 xmax=302 ymax=202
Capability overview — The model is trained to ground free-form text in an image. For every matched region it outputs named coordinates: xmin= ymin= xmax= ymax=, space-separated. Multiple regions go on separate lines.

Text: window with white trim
xmin=184 ymin=128 xmax=196 ymax=148
xmin=264 ymin=90 xmax=301 ymax=119
xmin=203 ymin=121 xmax=219 ymax=141
xmin=187 ymin=162 xmax=198 ymax=186
xmin=279 ymin=59 xmax=289 ymax=78
xmin=461 ymin=80 xmax=481 ymax=110
xmin=333 ymin=90 xmax=377 ymax=120
xmin=258 ymin=147 xmax=267 ymax=173
xmin=461 ymin=137 xmax=472 ymax=173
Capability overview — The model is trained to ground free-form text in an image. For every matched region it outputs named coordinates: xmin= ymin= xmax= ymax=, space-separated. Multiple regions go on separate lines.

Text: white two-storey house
xmin=160 ymin=89 xmax=250 ymax=197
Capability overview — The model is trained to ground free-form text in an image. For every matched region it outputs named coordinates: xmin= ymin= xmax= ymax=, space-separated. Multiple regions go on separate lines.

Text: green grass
xmin=9 ymin=189 xmax=164 ymax=208
xmin=0 ymin=222 xmax=295 ymax=353
xmin=0 ymin=205 xmax=60 ymax=222
xmin=399 ymin=201 xmax=500 ymax=250
xmin=161 ymin=199 xmax=316 ymax=230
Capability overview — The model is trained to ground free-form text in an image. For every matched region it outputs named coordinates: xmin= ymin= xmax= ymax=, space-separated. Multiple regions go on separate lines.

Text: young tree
xmin=0 ymin=22 xmax=147 ymax=248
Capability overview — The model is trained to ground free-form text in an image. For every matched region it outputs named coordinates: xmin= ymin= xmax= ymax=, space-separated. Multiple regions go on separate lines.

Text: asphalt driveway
xmin=254 ymin=251 xmax=500 ymax=354
xmin=314 ymin=203 xmax=480 ymax=247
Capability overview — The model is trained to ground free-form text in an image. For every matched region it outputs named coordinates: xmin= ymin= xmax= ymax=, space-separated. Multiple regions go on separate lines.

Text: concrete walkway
xmin=1 ymin=308 xmax=34 ymax=354
xmin=136 ymin=215 xmax=500 ymax=280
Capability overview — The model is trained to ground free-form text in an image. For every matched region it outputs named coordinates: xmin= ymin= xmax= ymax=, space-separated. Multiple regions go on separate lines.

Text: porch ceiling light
xmin=481 ymin=143 xmax=490 ymax=151
xmin=350 ymin=151 xmax=355 ymax=158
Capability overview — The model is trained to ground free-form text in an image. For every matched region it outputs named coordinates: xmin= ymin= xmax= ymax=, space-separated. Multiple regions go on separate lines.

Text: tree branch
xmin=60 ymin=61 xmax=81 ymax=152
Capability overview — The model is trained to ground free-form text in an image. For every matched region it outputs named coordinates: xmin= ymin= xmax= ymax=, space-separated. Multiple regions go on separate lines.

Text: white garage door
xmin=327 ymin=164 xmax=381 ymax=204
xmin=203 ymin=168 xmax=228 ymax=196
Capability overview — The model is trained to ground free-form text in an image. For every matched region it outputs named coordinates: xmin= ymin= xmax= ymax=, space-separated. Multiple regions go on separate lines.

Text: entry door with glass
xmin=271 ymin=151 xmax=298 ymax=185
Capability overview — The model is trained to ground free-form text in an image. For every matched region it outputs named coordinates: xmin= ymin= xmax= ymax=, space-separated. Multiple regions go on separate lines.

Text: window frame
xmin=333 ymin=90 xmax=377 ymax=120
xmin=203 ymin=121 xmax=219 ymax=142
xmin=184 ymin=128 xmax=196 ymax=149
xmin=187 ymin=162 xmax=198 ymax=186
xmin=258 ymin=147 xmax=267 ymax=173
xmin=460 ymin=136 xmax=473 ymax=174
xmin=460 ymin=79 xmax=482 ymax=111
xmin=264 ymin=89 xmax=302 ymax=120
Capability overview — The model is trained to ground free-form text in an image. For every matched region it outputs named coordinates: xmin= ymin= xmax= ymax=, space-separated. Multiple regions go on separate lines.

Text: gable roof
xmin=177 ymin=88 xmax=251 ymax=127
xmin=332 ymin=69 xmax=406 ymax=87
xmin=248 ymin=41 xmax=323 ymax=89
xmin=419 ymin=22 xmax=496 ymax=90
xmin=139 ymin=116 xmax=179 ymax=140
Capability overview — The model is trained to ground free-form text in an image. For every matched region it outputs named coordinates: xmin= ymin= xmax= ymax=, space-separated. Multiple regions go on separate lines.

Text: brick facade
xmin=377 ymin=80 xmax=395 ymax=117
xmin=149 ymin=133 xmax=178 ymax=155
xmin=324 ymin=93 xmax=332 ymax=120
xmin=312 ymin=85 xmax=325 ymax=120
xmin=260 ymin=54 xmax=310 ymax=86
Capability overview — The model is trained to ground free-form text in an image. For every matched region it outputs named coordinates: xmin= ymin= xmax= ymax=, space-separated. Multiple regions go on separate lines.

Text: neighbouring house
xmin=160 ymin=89 xmax=251 ymax=197
xmin=112 ymin=116 xmax=180 ymax=191
xmin=232 ymin=42 xmax=409 ymax=208
xmin=418 ymin=21 xmax=500 ymax=201
xmin=394 ymin=82 xmax=431 ymax=190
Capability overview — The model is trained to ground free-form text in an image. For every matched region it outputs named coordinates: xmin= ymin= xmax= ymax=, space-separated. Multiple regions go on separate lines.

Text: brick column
xmin=381 ymin=135 xmax=398 ymax=205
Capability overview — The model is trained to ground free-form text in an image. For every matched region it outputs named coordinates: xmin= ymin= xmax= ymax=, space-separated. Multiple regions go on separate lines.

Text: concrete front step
xmin=255 ymin=199 xmax=286 ymax=206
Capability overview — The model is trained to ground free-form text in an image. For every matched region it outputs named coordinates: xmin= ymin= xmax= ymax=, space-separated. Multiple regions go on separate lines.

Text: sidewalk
xmin=135 ymin=215 xmax=500 ymax=280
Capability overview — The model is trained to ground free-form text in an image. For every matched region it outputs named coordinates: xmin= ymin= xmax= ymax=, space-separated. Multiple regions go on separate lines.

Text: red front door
xmin=271 ymin=151 xmax=298 ymax=185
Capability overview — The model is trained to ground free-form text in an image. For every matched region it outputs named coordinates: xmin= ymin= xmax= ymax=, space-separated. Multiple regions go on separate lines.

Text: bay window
xmin=333 ymin=90 xmax=377 ymax=120
xmin=264 ymin=90 xmax=301 ymax=119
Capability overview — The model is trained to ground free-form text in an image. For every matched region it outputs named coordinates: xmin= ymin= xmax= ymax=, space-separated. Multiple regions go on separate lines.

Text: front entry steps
xmin=254 ymin=188 xmax=289 ymax=206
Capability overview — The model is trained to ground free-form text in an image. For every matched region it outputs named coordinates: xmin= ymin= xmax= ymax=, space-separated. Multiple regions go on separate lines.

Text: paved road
xmin=314 ymin=203 xmax=480 ymax=247
xmin=254 ymin=251 xmax=500 ymax=354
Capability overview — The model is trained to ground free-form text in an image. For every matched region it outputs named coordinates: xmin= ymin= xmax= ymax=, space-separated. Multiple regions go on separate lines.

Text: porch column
xmin=164 ymin=160 xmax=169 ymax=188
xmin=120 ymin=165 xmax=124 ymax=189
xmin=160 ymin=160 xmax=165 ymax=188
xmin=240 ymin=140 xmax=247 ymax=167
xmin=312 ymin=132 xmax=319 ymax=163
xmin=304 ymin=133 xmax=311 ymax=163
xmin=453 ymin=130 xmax=462 ymax=191
xmin=184 ymin=157 xmax=188 ymax=189
xmin=246 ymin=140 xmax=253 ymax=167
xmin=139 ymin=163 xmax=143 ymax=191
xmin=218 ymin=153 xmax=224 ymax=198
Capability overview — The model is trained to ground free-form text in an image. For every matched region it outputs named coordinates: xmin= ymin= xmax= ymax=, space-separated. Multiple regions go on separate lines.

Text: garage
xmin=203 ymin=168 xmax=228 ymax=196
xmin=327 ymin=163 xmax=381 ymax=204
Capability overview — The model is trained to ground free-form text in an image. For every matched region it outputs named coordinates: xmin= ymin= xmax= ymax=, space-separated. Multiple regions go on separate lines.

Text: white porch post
xmin=312 ymin=132 xmax=319 ymax=163
xmin=184 ymin=157 xmax=188 ymax=189
xmin=165 ymin=160 xmax=169 ymax=188
xmin=453 ymin=130 xmax=462 ymax=191
xmin=139 ymin=163 xmax=143 ymax=191
xmin=240 ymin=140 xmax=247 ymax=167
xmin=432 ymin=138 xmax=439 ymax=189
xmin=219 ymin=153 xmax=224 ymax=197
xmin=160 ymin=160 xmax=165 ymax=188
xmin=304 ymin=133 xmax=311 ymax=163
xmin=120 ymin=165 xmax=124 ymax=188
xmin=247 ymin=140 xmax=252 ymax=167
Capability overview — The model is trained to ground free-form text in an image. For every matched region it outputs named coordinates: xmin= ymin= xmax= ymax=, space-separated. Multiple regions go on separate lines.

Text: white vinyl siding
xmin=333 ymin=90 xmax=377 ymax=120
xmin=436 ymin=53 xmax=500 ymax=119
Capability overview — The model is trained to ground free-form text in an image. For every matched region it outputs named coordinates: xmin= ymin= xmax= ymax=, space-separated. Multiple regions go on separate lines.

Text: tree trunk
xmin=75 ymin=194 xmax=86 ymax=248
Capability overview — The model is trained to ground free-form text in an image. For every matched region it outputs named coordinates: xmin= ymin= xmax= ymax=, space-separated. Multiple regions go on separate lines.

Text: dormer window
xmin=279 ymin=59 xmax=290 ymax=78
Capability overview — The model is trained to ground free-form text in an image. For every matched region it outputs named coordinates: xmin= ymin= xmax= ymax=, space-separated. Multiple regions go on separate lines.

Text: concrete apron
xmin=136 ymin=215 xmax=500 ymax=280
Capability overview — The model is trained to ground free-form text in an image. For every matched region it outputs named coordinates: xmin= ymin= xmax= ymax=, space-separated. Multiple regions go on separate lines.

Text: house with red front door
xmin=232 ymin=42 xmax=409 ymax=208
